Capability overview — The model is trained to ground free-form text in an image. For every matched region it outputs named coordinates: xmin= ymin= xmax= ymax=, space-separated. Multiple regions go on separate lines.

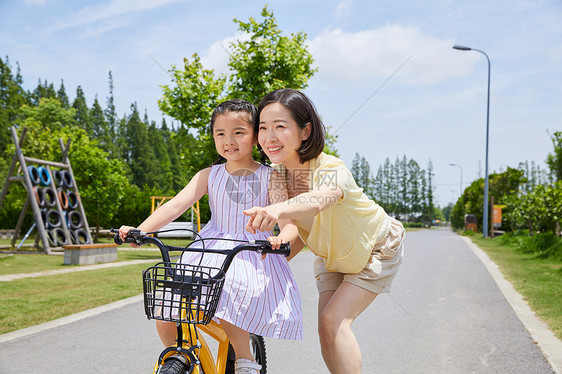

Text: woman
xmin=244 ymin=88 xmax=405 ymax=374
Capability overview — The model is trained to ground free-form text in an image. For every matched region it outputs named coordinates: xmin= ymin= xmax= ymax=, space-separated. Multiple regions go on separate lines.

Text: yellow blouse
xmin=276 ymin=152 xmax=390 ymax=273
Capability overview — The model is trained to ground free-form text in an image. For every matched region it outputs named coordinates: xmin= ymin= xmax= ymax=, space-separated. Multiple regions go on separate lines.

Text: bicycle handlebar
xmin=109 ymin=228 xmax=291 ymax=270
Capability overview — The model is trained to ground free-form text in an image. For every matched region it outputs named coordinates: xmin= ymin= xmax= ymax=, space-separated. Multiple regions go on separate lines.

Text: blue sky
xmin=1 ymin=0 xmax=561 ymax=207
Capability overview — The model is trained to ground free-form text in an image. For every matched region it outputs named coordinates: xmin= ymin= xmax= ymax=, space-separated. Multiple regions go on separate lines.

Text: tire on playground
xmin=61 ymin=170 xmax=74 ymax=189
xmin=27 ymin=165 xmax=41 ymax=185
xmin=34 ymin=186 xmax=45 ymax=208
xmin=37 ymin=166 xmax=51 ymax=187
xmin=67 ymin=191 xmax=79 ymax=209
xmin=52 ymin=169 xmax=63 ymax=187
xmin=72 ymin=229 xmax=89 ymax=244
xmin=43 ymin=187 xmax=57 ymax=208
xmin=58 ymin=189 xmax=69 ymax=209
xmin=47 ymin=210 xmax=62 ymax=228
xmin=53 ymin=227 xmax=70 ymax=246
xmin=46 ymin=229 xmax=56 ymax=246
xmin=68 ymin=210 xmax=83 ymax=229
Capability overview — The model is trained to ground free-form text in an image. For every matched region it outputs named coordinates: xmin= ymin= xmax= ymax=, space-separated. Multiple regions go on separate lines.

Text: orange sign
xmin=492 ymin=204 xmax=506 ymax=227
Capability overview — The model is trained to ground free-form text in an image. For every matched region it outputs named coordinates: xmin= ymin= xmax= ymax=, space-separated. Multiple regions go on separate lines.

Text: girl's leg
xmin=318 ymin=283 xmax=377 ymax=374
xmin=156 ymin=320 xmax=177 ymax=347
xmin=219 ymin=319 xmax=253 ymax=360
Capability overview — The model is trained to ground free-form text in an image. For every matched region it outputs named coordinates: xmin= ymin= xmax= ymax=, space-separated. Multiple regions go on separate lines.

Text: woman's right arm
xmin=119 ymin=168 xmax=211 ymax=242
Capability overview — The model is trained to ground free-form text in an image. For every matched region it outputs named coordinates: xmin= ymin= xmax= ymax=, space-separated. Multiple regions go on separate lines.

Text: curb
xmin=461 ymin=236 xmax=562 ymax=374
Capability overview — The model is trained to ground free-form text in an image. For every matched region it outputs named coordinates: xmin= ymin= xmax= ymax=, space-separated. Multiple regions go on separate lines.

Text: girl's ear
xmin=302 ymin=122 xmax=312 ymax=140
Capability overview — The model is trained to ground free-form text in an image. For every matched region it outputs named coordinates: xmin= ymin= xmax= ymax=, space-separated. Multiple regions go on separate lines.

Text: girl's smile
xmin=213 ymin=112 xmax=257 ymax=167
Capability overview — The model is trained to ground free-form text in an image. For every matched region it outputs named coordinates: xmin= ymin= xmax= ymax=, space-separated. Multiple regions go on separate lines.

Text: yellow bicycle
xmin=111 ymin=228 xmax=290 ymax=374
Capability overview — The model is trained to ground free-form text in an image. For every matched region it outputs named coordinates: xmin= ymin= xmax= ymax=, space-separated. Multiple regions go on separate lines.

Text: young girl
xmin=119 ymin=99 xmax=302 ymax=374
xmin=244 ymin=89 xmax=405 ymax=374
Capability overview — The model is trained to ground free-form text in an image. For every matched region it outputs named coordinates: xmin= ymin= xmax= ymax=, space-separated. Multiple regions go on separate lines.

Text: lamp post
xmin=453 ymin=44 xmax=491 ymax=238
xmin=449 ymin=163 xmax=463 ymax=197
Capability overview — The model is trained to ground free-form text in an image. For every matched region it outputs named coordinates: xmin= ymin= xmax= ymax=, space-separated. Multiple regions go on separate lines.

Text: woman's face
xmin=258 ymin=103 xmax=310 ymax=167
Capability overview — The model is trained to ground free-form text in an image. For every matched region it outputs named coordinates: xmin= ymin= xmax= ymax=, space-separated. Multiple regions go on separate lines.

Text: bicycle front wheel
xmin=159 ymin=357 xmax=188 ymax=374
xmin=250 ymin=334 xmax=267 ymax=374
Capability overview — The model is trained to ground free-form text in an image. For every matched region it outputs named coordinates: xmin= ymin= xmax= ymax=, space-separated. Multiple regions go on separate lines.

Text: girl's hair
xmin=256 ymin=88 xmax=325 ymax=164
xmin=209 ymin=99 xmax=259 ymax=165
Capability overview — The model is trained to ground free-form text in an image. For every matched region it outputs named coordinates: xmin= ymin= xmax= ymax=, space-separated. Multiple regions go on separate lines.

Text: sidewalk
xmin=461 ymin=236 xmax=562 ymax=373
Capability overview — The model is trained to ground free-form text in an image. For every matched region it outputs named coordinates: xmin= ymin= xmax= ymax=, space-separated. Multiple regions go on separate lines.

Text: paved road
xmin=0 ymin=229 xmax=556 ymax=373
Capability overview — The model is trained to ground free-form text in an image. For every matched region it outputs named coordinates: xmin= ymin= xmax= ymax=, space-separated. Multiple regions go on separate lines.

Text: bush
xmin=403 ymin=222 xmax=423 ymax=228
xmin=499 ymin=231 xmax=562 ymax=260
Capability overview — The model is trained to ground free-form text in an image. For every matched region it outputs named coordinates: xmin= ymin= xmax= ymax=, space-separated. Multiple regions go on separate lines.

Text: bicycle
xmin=110 ymin=228 xmax=290 ymax=374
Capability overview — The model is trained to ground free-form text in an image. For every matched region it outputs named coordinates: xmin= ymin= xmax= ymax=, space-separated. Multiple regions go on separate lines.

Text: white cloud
xmin=55 ymin=0 xmax=183 ymax=29
xmin=309 ymin=25 xmax=480 ymax=86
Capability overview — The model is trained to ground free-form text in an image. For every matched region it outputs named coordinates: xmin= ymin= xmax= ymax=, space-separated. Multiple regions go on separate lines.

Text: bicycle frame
xmin=154 ymin=318 xmax=230 ymax=374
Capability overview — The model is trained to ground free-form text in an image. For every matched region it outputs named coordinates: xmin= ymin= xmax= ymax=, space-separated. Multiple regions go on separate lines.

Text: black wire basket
xmin=143 ymin=262 xmax=226 ymax=325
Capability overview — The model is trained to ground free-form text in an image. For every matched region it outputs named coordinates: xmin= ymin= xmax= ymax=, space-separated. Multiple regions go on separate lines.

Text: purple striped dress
xmin=179 ymin=164 xmax=303 ymax=340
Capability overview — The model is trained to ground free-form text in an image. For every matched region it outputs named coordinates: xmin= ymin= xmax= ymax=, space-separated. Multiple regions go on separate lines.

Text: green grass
xmin=470 ymin=235 xmax=562 ymax=340
xmin=0 ymin=263 xmax=149 ymax=334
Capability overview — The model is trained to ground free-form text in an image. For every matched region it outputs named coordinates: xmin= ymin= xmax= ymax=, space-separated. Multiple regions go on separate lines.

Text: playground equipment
xmin=151 ymin=196 xmax=201 ymax=238
xmin=0 ymin=127 xmax=93 ymax=254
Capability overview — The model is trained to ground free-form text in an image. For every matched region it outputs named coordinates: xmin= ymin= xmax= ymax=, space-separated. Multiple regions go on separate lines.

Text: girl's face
xmin=212 ymin=112 xmax=256 ymax=163
xmin=258 ymin=103 xmax=310 ymax=167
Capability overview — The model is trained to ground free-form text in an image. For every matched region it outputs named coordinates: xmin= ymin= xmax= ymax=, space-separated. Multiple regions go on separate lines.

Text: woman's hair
xmin=256 ymin=88 xmax=325 ymax=164
xmin=209 ymin=99 xmax=259 ymax=165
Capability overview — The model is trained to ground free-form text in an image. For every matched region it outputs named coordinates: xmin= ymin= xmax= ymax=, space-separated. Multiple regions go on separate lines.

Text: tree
xmin=0 ymin=56 xmax=29 ymax=156
xmin=452 ymin=168 xmax=527 ymax=232
xmin=546 ymin=130 xmax=562 ymax=182
xmin=68 ymin=130 xmax=129 ymax=240
xmin=227 ymin=6 xmax=317 ymax=104
xmin=159 ymin=6 xmax=320 ymax=186
xmin=73 ymin=86 xmax=92 ymax=133
xmin=122 ymin=104 xmax=159 ymax=188
xmin=90 ymin=97 xmax=114 ymax=154
xmin=442 ymin=202 xmax=454 ymax=222
xmin=30 ymin=79 xmax=56 ymax=105
xmin=160 ymin=54 xmax=226 ymax=134
xmin=57 ymin=80 xmax=70 ymax=109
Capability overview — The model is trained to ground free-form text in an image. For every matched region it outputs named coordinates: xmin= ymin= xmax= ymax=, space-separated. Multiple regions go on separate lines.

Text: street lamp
xmin=449 ymin=163 xmax=463 ymax=197
xmin=453 ymin=44 xmax=491 ymax=238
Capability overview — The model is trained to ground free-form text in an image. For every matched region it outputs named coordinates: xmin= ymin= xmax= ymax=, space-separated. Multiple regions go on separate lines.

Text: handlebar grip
xmin=110 ymin=228 xmax=145 ymax=246
xmin=260 ymin=242 xmax=291 ymax=257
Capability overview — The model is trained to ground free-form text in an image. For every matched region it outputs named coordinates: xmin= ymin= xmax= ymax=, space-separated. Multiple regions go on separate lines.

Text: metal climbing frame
xmin=0 ymin=126 xmax=93 ymax=254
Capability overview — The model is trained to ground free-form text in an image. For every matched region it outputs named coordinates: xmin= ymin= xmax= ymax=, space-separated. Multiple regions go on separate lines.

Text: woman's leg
xmin=318 ymin=283 xmax=377 ymax=374
xmin=219 ymin=319 xmax=254 ymax=360
xmin=156 ymin=320 xmax=178 ymax=347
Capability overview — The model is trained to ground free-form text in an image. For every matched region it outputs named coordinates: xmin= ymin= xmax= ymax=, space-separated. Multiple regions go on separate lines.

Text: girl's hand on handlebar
xmin=260 ymin=235 xmax=287 ymax=260
xmin=118 ymin=225 xmax=140 ymax=248
xmin=267 ymin=235 xmax=286 ymax=251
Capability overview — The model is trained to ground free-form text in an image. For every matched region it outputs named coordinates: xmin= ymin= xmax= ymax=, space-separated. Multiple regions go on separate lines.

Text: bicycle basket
xmin=143 ymin=262 xmax=225 ymax=325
